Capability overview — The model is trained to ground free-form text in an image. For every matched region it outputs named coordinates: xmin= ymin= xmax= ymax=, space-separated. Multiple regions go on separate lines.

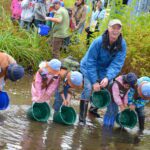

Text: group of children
xmin=31 ymin=58 xmax=83 ymax=112
xmin=0 ymin=51 xmax=150 ymax=133
xmin=103 ymin=73 xmax=150 ymax=132
xmin=10 ymin=0 xmax=65 ymax=30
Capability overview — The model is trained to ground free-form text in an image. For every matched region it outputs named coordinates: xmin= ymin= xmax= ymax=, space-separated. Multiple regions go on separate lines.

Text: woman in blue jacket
xmin=79 ymin=19 xmax=127 ymax=125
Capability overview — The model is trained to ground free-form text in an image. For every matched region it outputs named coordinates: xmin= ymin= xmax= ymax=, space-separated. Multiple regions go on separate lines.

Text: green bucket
xmin=116 ymin=109 xmax=137 ymax=129
xmin=92 ymin=89 xmax=111 ymax=109
xmin=53 ymin=106 xmax=77 ymax=125
xmin=27 ymin=102 xmax=51 ymax=122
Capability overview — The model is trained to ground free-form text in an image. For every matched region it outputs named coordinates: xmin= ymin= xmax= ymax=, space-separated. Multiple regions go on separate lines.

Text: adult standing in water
xmin=79 ymin=19 xmax=127 ymax=125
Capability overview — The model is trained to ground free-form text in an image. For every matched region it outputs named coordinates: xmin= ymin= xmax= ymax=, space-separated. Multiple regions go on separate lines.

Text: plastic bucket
xmin=27 ymin=102 xmax=51 ymax=122
xmin=116 ymin=109 xmax=137 ymax=129
xmin=53 ymin=106 xmax=76 ymax=125
xmin=0 ymin=91 xmax=10 ymax=110
xmin=38 ymin=24 xmax=50 ymax=36
xmin=92 ymin=89 xmax=111 ymax=109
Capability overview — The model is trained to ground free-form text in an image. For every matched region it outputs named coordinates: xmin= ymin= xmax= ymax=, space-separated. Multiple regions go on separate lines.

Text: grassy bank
xmin=0 ymin=0 xmax=150 ymax=76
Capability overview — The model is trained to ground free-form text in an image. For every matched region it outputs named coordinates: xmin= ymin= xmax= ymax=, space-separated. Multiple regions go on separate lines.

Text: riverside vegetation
xmin=0 ymin=0 xmax=149 ymax=76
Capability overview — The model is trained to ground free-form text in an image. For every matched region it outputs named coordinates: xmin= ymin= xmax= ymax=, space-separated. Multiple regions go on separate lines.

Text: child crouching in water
xmin=31 ymin=59 xmax=61 ymax=103
xmin=53 ymin=68 xmax=83 ymax=112
xmin=103 ymin=72 xmax=137 ymax=127
xmin=128 ymin=76 xmax=150 ymax=132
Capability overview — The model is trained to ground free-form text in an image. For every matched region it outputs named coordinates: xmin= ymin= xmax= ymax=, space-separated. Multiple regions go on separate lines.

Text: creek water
xmin=0 ymin=75 xmax=150 ymax=150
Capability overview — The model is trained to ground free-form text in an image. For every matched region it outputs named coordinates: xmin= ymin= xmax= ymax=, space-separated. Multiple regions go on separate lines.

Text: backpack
xmin=61 ymin=56 xmax=80 ymax=72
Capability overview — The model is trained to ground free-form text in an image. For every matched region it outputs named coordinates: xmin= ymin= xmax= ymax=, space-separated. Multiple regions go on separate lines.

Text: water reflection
xmin=0 ymin=75 xmax=150 ymax=150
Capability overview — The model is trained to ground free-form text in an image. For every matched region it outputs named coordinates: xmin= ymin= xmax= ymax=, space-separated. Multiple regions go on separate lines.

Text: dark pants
xmin=52 ymin=37 xmax=64 ymax=59
xmin=135 ymin=106 xmax=145 ymax=131
xmin=135 ymin=106 xmax=145 ymax=117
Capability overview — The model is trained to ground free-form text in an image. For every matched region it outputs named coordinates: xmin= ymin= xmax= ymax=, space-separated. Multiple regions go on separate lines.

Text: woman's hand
xmin=93 ymin=82 xmax=101 ymax=92
xmin=100 ymin=77 xmax=109 ymax=88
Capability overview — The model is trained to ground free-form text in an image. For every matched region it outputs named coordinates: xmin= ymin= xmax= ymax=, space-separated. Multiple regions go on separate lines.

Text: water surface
xmin=0 ymin=75 xmax=150 ymax=150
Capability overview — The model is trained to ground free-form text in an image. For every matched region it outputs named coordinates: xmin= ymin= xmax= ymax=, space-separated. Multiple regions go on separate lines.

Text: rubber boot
xmin=89 ymin=106 xmax=100 ymax=118
xmin=79 ymin=100 xmax=89 ymax=125
xmin=138 ymin=116 xmax=145 ymax=132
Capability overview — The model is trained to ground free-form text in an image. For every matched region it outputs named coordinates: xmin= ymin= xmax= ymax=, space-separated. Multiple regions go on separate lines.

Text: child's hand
xmin=63 ymin=100 xmax=69 ymax=106
xmin=124 ymin=104 xmax=128 ymax=109
xmin=119 ymin=104 xmax=125 ymax=112
xmin=129 ymin=104 xmax=135 ymax=110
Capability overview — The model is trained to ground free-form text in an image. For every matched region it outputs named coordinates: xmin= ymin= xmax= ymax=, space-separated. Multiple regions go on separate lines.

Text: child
xmin=128 ymin=76 xmax=150 ymax=132
xmin=20 ymin=0 xmax=35 ymax=30
xmin=85 ymin=0 xmax=106 ymax=46
xmin=10 ymin=0 xmax=22 ymax=23
xmin=31 ymin=59 xmax=61 ymax=103
xmin=0 ymin=52 xmax=24 ymax=91
xmin=103 ymin=72 xmax=137 ymax=127
xmin=53 ymin=68 xmax=83 ymax=112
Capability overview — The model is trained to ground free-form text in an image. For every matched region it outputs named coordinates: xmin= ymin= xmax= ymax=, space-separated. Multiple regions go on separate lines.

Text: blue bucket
xmin=38 ymin=24 xmax=50 ymax=36
xmin=0 ymin=91 xmax=10 ymax=110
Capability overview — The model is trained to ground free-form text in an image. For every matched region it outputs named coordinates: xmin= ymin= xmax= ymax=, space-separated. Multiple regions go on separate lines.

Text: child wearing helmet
xmin=103 ymin=72 xmax=137 ymax=127
xmin=0 ymin=52 xmax=24 ymax=91
xmin=128 ymin=76 xmax=150 ymax=132
xmin=31 ymin=59 xmax=61 ymax=103
xmin=53 ymin=68 xmax=83 ymax=111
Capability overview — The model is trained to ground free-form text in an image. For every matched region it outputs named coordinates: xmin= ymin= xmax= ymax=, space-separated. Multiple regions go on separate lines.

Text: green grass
xmin=0 ymin=0 xmax=150 ymax=76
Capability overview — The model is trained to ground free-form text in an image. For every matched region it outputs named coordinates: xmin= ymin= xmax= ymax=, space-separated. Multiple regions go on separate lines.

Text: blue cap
xmin=123 ymin=72 xmax=137 ymax=87
xmin=70 ymin=71 xmax=83 ymax=86
xmin=53 ymin=0 xmax=61 ymax=4
xmin=48 ymin=59 xmax=61 ymax=71
xmin=141 ymin=83 xmax=150 ymax=98
xmin=7 ymin=64 xmax=24 ymax=81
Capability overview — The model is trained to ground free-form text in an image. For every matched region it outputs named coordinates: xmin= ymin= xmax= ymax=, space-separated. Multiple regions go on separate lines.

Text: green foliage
xmin=68 ymin=0 xmax=150 ymax=76
xmin=0 ymin=0 xmax=149 ymax=76
xmin=0 ymin=5 xmax=51 ymax=72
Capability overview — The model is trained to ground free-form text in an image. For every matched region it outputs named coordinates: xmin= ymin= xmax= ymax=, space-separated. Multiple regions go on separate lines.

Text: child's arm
xmin=61 ymin=91 xmax=72 ymax=106
xmin=128 ymin=88 xmax=136 ymax=110
xmin=112 ymin=82 xmax=123 ymax=106
xmin=45 ymin=77 xmax=60 ymax=97
xmin=61 ymin=92 xmax=68 ymax=105
xmin=32 ymin=71 xmax=45 ymax=97
xmin=123 ymin=90 xmax=129 ymax=108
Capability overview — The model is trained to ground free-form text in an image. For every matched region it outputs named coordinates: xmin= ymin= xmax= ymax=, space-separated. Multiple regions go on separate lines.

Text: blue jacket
xmin=80 ymin=35 xmax=127 ymax=84
xmin=128 ymin=76 xmax=150 ymax=108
